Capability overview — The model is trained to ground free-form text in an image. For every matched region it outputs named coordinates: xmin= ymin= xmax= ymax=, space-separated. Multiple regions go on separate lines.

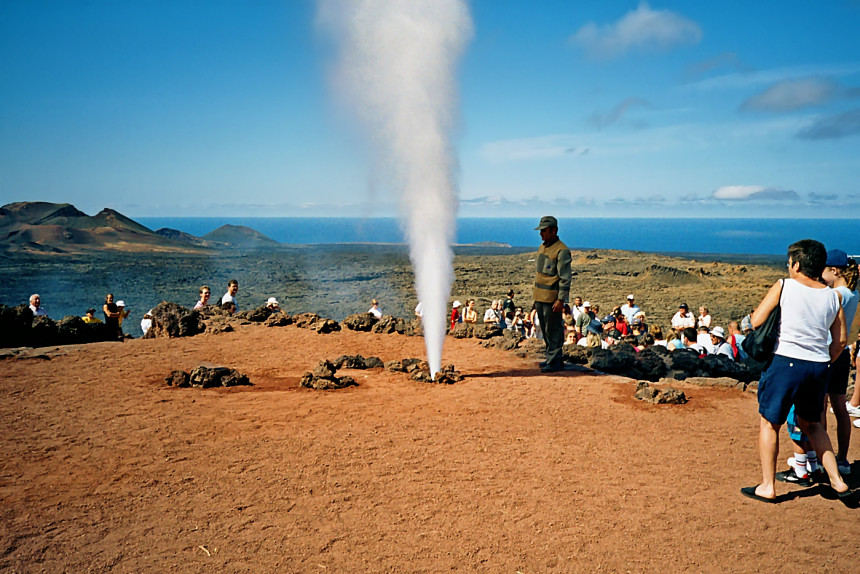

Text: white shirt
xmin=672 ymin=311 xmax=696 ymax=330
xmin=621 ymin=303 xmax=640 ymax=323
xmin=368 ymin=306 xmax=382 ymax=318
xmin=712 ymin=340 xmax=734 ymax=360
xmin=775 ymin=278 xmax=841 ymax=362
xmin=30 ymin=305 xmax=47 ymax=317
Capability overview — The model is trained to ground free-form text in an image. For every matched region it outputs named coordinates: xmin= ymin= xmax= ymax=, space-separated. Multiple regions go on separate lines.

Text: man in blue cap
xmin=533 ymin=216 xmax=572 ymax=373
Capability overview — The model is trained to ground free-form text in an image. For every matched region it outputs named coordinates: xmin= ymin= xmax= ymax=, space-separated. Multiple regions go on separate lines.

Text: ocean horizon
xmin=136 ymin=217 xmax=859 ymax=257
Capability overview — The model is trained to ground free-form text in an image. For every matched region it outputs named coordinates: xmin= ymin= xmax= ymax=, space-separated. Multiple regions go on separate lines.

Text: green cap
xmin=534 ymin=215 xmax=558 ymax=230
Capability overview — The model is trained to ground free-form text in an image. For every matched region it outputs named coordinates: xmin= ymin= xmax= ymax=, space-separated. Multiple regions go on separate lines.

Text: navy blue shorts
xmin=826 ymin=348 xmax=851 ymax=396
xmin=758 ymin=354 xmax=830 ymax=425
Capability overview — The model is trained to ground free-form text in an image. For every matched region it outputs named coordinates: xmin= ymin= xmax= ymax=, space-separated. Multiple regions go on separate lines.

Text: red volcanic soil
xmin=1 ymin=326 xmax=857 ymax=572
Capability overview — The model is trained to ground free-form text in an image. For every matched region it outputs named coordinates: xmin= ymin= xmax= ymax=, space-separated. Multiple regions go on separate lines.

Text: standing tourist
xmin=620 ymin=295 xmax=640 ymax=323
xmin=103 ymin=293 xmax=124 ymax=341
xmin=741 ymin=239 xmax=849 ymax=503
xmin=532 ymin=216 xmax=572 ymax=373
xmin=820 ymin=249 xmax=858 ymax=475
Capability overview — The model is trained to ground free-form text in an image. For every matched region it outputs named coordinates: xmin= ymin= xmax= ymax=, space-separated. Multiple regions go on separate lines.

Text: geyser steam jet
xmin=317 ymin=0 xmax=472 ymax=375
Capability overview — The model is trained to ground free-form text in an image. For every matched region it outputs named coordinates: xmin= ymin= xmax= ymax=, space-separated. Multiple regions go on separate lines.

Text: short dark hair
xmin=682 ymin=327 xmax=697 ymax=343
xmin=788 ymin=239 xmax=827 ymax=279
xmin=227 ymin=279 xmax=239 ymax=287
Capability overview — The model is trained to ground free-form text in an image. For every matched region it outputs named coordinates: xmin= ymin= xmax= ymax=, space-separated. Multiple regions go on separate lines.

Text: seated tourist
xmin=649 ymin=325 xmax=667 ymax=347
xmin=29 ymin=294 xmax=47 ymax=317
xmin=709 ymin=326 xmax=734 ymax=360
xmin=141 ymin=309 xmax=154 ymax=335
xmin=574 ymin=301 xmax=595 ymax=339
xmin=221 ymin=300 xmax=237 ymax=316
xmin=368 ymin=299 xmax=382 ymax=318
xmin=697 ymin=306 xmax=712 ymax=328
xmin=221 ymin=279 xmax=239 ymax=311
xmin=682 ymin=327 xmax=706 ymax=355
xmin=194 ymin=285 xmax=211 ymax=309
xmin=82 ymin=308 xmax=102 ymax=324
xmin=483 ymin=300 xmax=501 ymax=324
xmin=463 ymin=299 xmax=478 ymax=324
xmin=696 ymin=325 xmax=715 ymax=354
xmin=667 ymin=331 xmax=683 ymax=351
xmin=671 ymin=303 xmax=696 ymax=332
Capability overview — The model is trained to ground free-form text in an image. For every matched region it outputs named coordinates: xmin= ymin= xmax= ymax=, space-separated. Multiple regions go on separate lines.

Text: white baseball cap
xmin=116 ymin=300 xmax=126 ymax=307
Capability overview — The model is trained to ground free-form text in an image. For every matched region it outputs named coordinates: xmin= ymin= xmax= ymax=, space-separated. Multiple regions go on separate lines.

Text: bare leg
xmin=796 ymin=415 xmax=849 ymax=494
xmin=829 ymin=393 xmax=851 ymax=460
xmin=756 ymin=416 xmax=779 ymax=499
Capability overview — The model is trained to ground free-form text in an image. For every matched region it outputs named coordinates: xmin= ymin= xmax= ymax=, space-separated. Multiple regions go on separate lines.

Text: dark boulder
xmin=143 ymin=302 xmax=205 ymax=339
xmin=56 ymin=315 xmax=89 ymax=345
xmin=363 ymin=356 xmax=384 ymax=369
xmin=588 ymin=347 xmax=635 ymax=374
xmin=635 ymin=381 xmax=687 ymax=404
xmin=165 ymin=370 xmax=190 ymax=387
xmin=630 ymin=348 xmax=669 ymax=382
xmin=0 ymin=304 xmax=33 ymax=348
xmin=471 ymin=323 xmax=504 ymax=340
xmin=343 ymin=313 xmax=377 ymax=332
xmin=235 ymin=306 xmax=273 ymax=323
xmin=264 ymin=312 xmax=291 ymax=327
xmin=313 ymin=359 xmax=337 ymax=378
xmin=292 ymin=313 xmax=321 ymax=329
xmin=372 ymin=315 xmax=407 ymax=335
xmin=562 ymin=345 xmax=589 ymax=365
xmin=188 ymin=365 xmax=250 ymax=388
xmin=30 ymin=315 xmax=59 ymax=347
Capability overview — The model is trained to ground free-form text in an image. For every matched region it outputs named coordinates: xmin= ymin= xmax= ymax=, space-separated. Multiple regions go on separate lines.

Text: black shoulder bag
xmin=742 ymin=279 xmax=783 ymax=363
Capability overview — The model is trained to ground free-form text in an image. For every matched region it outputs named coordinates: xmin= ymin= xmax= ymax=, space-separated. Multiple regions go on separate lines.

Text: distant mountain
xmin=0 ymin=202 xmax=205 ymax=255
xmin=201 ymin=224 xmax=280 ymax=249
xmin=155 ymin=228 xmax=222 ymax=247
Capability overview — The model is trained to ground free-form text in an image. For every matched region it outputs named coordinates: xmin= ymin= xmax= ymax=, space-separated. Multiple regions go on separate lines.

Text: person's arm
xmin=103 ymin=304 xmax=117 ymax=318
xmin=829 ymin=308 xmax=847 ymax=363
xmin=751 ymin=280 xmax=782 ymax=329
xmin=554 ymin=248 xmax=572 ymax=312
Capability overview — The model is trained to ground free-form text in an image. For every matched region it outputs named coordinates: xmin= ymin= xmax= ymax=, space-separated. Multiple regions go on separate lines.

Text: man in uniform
xmin=533 ymin=216 xmax=572 ymax=373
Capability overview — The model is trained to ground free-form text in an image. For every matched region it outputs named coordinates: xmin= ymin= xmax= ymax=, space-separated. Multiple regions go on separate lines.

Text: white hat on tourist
xmin=582 ymin=301 xmax=591 ymax=308
xmin=710 ymin=326 xmax=726 ymax=339
xmin=627 ymin=294 xmax=635 ymax=300
xmin=267 ymin=297 xmax=279 ymax=306
xmin=116 ymin=300 xmax=125 ymax=307
xmin=452 ymin=300 xmax=462 ymax=308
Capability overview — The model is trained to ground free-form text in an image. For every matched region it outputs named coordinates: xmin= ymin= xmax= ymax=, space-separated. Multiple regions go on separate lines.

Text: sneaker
xmin=776 ymin=469 xmax=812 ymax=487
xmin=837 ymin=458 xmax=851 ymax=475
xmin=846 ymin=402 xmax=860 ymax=418
xmin=855 ymin=418 xmax=860 ymax=429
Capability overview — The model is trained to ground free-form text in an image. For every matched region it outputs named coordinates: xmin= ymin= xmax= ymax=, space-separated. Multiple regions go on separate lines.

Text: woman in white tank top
xmin=742 ymin=239 xmax=849 ymax=503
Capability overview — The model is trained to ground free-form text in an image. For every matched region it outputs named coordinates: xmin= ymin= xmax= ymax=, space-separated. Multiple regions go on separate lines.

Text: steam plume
xmin=317 ymin=0 xmax=472 ymax=375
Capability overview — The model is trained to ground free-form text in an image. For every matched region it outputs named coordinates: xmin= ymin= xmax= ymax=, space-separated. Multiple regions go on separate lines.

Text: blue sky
xmin=1 ymin=1 xmax=859 ymax=218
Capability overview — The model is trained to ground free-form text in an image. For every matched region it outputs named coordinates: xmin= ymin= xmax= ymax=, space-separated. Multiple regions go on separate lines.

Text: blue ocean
xmin=136 ymin=217 xmax=859 ymax=257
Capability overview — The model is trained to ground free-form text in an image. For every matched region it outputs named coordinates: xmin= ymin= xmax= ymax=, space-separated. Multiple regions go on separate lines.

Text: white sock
xmin=793 ymin=453 xmax=809 ymax=477
xmin=806 ymin=451 xmax=819 ymax=473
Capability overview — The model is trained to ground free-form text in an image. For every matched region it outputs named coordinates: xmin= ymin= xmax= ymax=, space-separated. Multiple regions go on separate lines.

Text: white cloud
xmin=741 ymin=77 xmax=839 ymax=111
xmin=688 ymin=62 xmax=860 ymax=91
xmin=711 ymin=185 xmax=800 ymax=201
xmin=570 ymin=2 xmax=702 ymax=60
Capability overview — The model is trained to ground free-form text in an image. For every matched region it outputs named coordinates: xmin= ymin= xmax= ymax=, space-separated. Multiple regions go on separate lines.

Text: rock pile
xmin=292 ymin=313 xmax=341 ymax=334
xmin=300 ymin=359 xmax=358 ymax=390
xmin=0 ymin=304 xmax=117 ymax=348
xmin=385 ymin=358 xmax=463 ymax=383
xmin=165 ymin=365 xmax=251 ymax=388
xmin=634 ymin=381 xmax=687 ymax=404
xmin=341 ymin=312 xmax=420 ymax=336
xmin=143 ymin=302 xmax=205 ymax=339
